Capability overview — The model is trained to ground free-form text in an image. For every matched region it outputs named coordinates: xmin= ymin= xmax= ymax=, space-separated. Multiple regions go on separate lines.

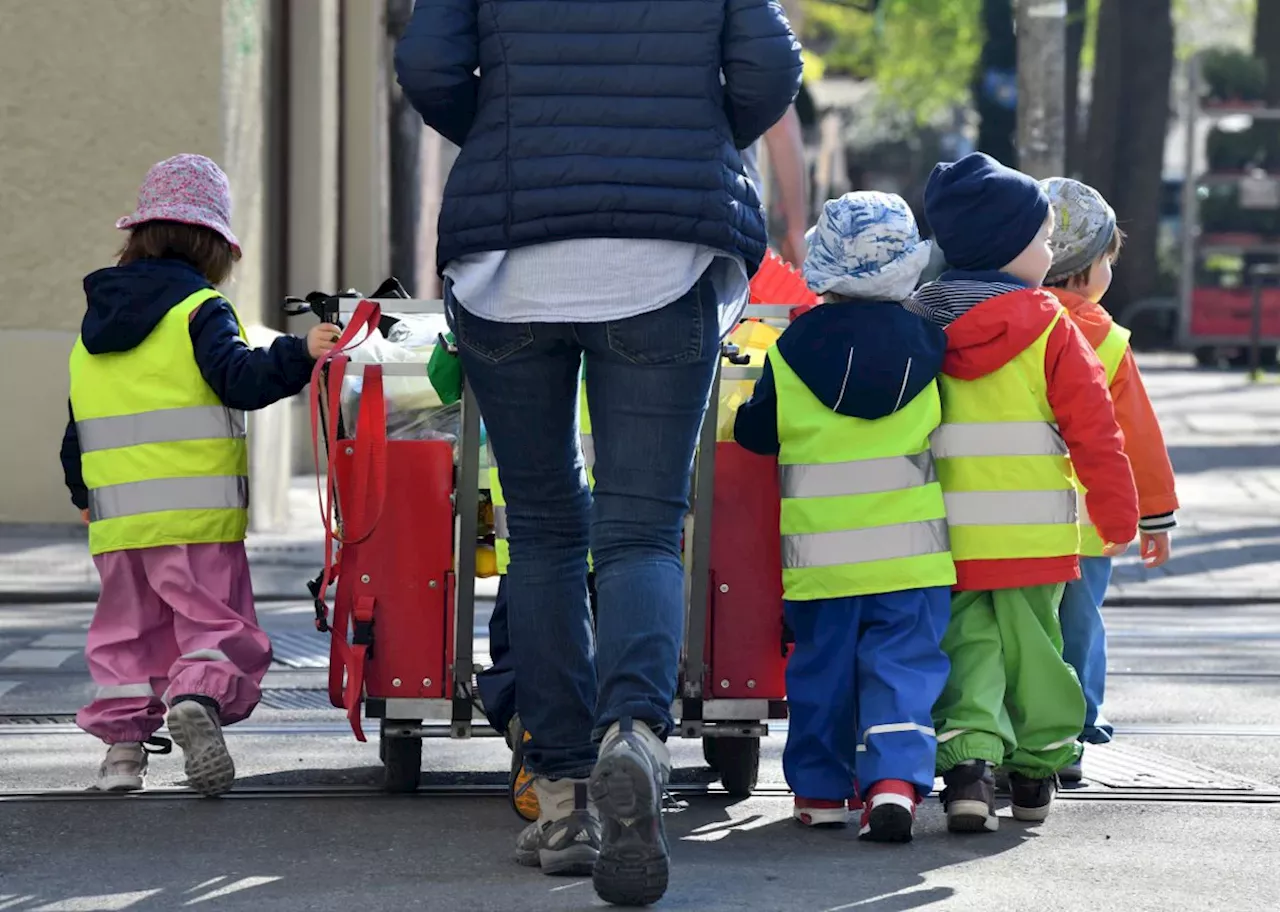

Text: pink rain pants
xmin=76 ymin=542 xmax=273 ymax=744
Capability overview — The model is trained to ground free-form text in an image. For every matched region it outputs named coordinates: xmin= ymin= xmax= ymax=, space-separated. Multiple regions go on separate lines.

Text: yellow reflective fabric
xmin=935 ymin=311 xmax=1081 ymax=562
xmin=1076 ymin=320 xmax=1132 ymax=555
xmin=69 ymin=288 xmax=249 ymax=555
xmin=770 ymin=347 xmax=955 ymax=601
xmin=492 ymin=376 xmax=593 ymax=575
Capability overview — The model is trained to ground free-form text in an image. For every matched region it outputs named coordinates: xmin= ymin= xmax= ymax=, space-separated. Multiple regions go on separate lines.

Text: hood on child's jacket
xmin=80 ymin=259 xmax=214 ymax=354
xmin=909 ymin=274 xmax=1066 ymax=382
xmin=775 ymin=300 xmax=947 ymax=420
xmin=1043 ymin=286 xmax=1113 ymax=349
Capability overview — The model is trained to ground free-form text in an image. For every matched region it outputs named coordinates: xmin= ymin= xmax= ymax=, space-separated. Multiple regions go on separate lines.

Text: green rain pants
xmin=933 ymin=583 xmax=1085 ymax=777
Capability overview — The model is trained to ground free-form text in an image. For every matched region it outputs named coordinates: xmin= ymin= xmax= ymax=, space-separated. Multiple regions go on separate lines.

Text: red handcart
xmin=294 ymin=282 xmax=808 ymax=796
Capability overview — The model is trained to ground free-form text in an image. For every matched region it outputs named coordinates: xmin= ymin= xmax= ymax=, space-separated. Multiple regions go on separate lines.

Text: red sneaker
xmin=847 ymin=794 xmax=864 ymax=811
xmin=793 ymin=797 xmax=850 ymax=827
xmin=858 ymin=779 xmax=918 ymax=843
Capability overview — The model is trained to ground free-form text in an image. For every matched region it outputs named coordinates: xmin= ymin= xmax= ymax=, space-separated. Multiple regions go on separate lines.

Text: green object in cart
xmin=427 ymin=332 xmax=463 ymax=405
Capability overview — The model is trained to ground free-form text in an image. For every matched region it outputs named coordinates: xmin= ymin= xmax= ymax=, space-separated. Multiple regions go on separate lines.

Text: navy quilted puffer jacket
xmin=395 ymin=0 xmax=802 ymax=278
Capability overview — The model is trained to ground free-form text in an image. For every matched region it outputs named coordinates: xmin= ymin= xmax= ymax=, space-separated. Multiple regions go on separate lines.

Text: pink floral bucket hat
xmin=116 ymin=154 xmax=240 ymax=255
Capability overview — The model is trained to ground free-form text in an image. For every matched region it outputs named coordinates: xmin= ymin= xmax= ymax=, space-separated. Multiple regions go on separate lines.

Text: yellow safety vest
xmin=770 ymin=347 xmax=955 ymax=600
xmin=933 ymin=311 xmax=1080 ymax=562
xmin=68 ymin=288 xmax=249 ymax=556
xmin=1076 ymin=321 xmax=1132 ymax=556
xmin=491 ymin=379 xmax=593 ymax=575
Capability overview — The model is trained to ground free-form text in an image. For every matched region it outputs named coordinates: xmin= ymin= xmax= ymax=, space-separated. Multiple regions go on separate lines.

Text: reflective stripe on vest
xmin=77 ymin=405 xmax=246 ymax=453
xmin=68 ymin=288 xmax=249 ymax=555
xmin=88 ymin=475 xmax=249 ymax=522
xmin=769 ymin=346 xmax=955 ymax=600
xmin=932 ymin=421 xmax=1067 ymax=459
xmin=934 ymin=309 xmax=1080 ymax=562
xmin=782 ymin=519 xmax=950 ymax=569
xmin=943 ymin=490 xmax=1077 ymax=526
xmin=779 ymin=450 xmax=936 ymax=499
xmin=1076 ymin=321 xmax=1132 ymax=555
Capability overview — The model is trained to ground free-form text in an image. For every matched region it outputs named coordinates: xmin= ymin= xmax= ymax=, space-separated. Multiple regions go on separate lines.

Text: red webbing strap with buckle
xmin=307 ymin=300 xmax=388 ymax=740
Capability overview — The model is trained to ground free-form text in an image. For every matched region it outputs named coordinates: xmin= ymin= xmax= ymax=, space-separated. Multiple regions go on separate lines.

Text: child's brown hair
xmin=1050 ymin=226 xmax=1125 ymax=289
xmin=118 ymin=221 xmax=239 ymax=286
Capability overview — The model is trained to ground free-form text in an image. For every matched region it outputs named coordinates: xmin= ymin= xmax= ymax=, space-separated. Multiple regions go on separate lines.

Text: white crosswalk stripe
xmin=0 ymin=648 xmax=77 ymax=670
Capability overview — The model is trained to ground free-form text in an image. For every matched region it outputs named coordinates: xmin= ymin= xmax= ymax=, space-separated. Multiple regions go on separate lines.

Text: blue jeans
xmin=476 ymin=574 xmax=598 ymax=737
xmin=1060 ymin=556 xmax=1114 ymax=744
xmin=449 ymin=273 xmax=719 ymax=778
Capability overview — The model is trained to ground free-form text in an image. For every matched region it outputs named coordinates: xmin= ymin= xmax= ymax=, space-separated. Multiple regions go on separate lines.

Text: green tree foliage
xmin=801 ymin=0 xmax=983 ymax=122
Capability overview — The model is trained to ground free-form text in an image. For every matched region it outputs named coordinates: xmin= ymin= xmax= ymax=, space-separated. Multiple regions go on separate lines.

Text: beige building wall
xmin=0 ymin=0 xmax=264 ymax=524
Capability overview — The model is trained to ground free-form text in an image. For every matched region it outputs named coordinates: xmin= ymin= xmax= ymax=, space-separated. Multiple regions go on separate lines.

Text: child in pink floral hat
xmin=61 ymin=154 xmax=341 ymax=795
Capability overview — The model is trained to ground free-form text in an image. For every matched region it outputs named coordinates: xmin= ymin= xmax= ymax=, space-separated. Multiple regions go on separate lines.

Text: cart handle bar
xmin=330 ymin=299 xmax=798 ymax=321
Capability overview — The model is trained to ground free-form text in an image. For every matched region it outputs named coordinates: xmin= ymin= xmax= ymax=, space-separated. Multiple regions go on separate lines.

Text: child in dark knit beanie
xmin=905 ymin=152 xmax=1139 ymax=834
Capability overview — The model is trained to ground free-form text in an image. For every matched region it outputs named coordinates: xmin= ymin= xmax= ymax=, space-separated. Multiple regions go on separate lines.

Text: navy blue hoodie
xmin=60 ymin=259 xmax=315 ymax=509
xmin=732 ymin=300 xmax=948 ymax=456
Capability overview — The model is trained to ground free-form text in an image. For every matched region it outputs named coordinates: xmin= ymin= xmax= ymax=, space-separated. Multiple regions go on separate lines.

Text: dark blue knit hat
xmin=924 ymin=153 xmax=1051 ymax=272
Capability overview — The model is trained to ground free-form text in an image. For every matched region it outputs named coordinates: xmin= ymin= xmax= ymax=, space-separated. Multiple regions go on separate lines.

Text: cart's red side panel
xmin=333 ymin=439 xmax=453 ymax=700
xmin=705 ymin=442 xmax=787 ymax=700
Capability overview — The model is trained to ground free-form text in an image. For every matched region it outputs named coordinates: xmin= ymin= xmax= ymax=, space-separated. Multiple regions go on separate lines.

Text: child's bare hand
xmin=80 ymin=509 xmax=90 ymax=526
xmin=1101 ymin=541 xmax=1129 ymax=557
xmin=1140 ymin=531 xmax=1171 ymax=568
xmin=307 ymin=323 xmax=343 ymax=360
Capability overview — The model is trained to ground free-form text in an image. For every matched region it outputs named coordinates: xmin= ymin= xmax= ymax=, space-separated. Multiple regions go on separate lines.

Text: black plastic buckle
xmin=313 ymin=599 xmax=330 ymax=633
xmin=352 ymin=619 xmax=374 ymax=649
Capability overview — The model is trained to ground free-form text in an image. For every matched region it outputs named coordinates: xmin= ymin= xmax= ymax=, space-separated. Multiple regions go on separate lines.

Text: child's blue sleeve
xmin=60 ymin=400 xmax=88 ymax=510
xmin=188 ymin=299 xmax=315 ymax=411
xmin=732 ymin=359 xmax=781 ymax=455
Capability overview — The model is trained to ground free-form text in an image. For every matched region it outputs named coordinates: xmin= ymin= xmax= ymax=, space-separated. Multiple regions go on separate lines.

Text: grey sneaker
xmin=941 ymin=760 xmax=999 ymax=833
xmin=93 ymin=742 xmax=148 ymax=792
xmin=514 ymin=778 xmax=601 ymax=876
xmin=167 ymin=698 xmax=235 ymax=797
xmin=590 ymin=717 xmax=672 ymax=907
xmin=1059 ymin=751 xmax=1085 ymax=784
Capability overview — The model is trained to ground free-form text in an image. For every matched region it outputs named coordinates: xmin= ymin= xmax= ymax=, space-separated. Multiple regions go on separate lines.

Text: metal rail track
xmin=1 ymin=782 xmax=1277 ymax=805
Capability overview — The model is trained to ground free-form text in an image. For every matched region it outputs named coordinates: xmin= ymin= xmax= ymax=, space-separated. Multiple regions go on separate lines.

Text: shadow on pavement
xmin=0 ymin=771 xmax=1033 ymax=912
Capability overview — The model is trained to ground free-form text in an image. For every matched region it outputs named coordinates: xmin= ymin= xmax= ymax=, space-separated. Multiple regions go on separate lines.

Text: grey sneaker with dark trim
xmin=514 ymin=779 xmax=601 ymax=876
xmin=590 ymin=717 xmax=672 ymax=907
xmin=941 ymin=760 xmax=999 ymax=833
xmin=1009 ymin=772 xmax=1058 ymax=822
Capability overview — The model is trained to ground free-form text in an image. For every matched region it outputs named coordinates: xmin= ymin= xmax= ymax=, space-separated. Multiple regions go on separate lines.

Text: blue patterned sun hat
xmin=803 ymin=191 xmax=933 ymax=302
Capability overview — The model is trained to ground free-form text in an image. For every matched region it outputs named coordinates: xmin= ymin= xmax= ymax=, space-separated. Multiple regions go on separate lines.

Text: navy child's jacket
xmin=60 ymin=259 xmax=314 ymax=509
xmin=733 ymin=300 xmax=948 ymax=455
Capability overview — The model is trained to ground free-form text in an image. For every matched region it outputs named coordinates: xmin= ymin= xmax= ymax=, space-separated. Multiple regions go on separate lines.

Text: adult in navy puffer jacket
xmin=395 ymin=0 xmax=802 ymax=273
xmin=60 ymin=259 xmax=316 ymax=510
xmin=395 ymin=2 xmax=801 ymax=903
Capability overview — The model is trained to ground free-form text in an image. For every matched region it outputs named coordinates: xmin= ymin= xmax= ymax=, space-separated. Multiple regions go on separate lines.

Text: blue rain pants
xmin=1059 ymin=556 xmax=1115 ymax=744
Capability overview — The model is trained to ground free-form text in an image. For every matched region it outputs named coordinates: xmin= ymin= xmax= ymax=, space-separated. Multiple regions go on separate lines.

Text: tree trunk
xmin=1085 ymin=0 xmax=1174 ymax=319
xmin=1016 ymin=0 xmax=1067 ymax=178
xmin=1064 ymin=0 xmax=1087 ymax=175
xmin=1257 ymin=0 xmax=1280 ymax=103
xmin=387 ymin=0 xmax=421 ymax=295
xmin=975 ymin=0 xmax=1019 ymax=166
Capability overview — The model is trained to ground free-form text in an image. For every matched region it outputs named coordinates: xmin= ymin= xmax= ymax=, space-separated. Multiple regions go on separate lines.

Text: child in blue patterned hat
xmin=734 ymin=192 xmax=955 ymax=843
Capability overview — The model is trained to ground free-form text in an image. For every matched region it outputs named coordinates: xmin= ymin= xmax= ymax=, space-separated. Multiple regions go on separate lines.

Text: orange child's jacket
xmin=1048 ymin=288 xmax=1180 ymax=522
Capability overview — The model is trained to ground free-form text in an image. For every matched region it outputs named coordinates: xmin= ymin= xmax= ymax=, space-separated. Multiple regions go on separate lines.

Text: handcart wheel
xmin=702 ymin=736 xmax=720 ymax=771
xmin=716 ymin=737 xmax=760 ymax=798
xmin=382 ymin=729 xmax=423 ymax=793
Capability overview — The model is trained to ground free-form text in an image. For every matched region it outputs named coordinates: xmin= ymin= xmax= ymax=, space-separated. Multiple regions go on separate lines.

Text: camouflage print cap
xmin=1040 ymin=177 xmax=1117 ymax=285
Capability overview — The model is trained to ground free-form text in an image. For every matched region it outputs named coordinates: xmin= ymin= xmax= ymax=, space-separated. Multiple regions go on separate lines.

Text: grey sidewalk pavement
xmin=4 ymin=356 xmax=1279 ymax=603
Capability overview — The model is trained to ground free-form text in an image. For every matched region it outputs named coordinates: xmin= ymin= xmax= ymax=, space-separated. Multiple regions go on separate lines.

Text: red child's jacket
xmin=942 ymin=289 xmax=1140 ymax=590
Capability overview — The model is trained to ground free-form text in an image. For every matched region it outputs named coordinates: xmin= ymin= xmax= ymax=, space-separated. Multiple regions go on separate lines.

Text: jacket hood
xmin=80 ymin=259 xmax=215 ymax=354
xmin=941 ymin=286 xmax=1064 ymax=380
xmin=1044 ymin=286 xmax=1114 ymax=350
xmin=775 ymin=300 xmax=947 ymax=420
